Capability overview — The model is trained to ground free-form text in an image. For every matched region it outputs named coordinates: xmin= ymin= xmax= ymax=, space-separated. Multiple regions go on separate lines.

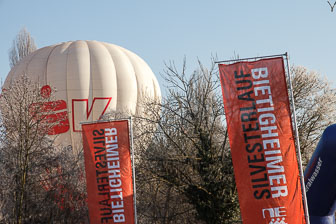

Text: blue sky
xmin=0 ymin=1 xmax=335 ymax=89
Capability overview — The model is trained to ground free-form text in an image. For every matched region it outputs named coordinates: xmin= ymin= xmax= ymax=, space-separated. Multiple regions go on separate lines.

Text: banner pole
xmin=215 ymin=53 xmax=286 ymax=64
xmin=129 ymin=116 xmax=138 ymax=224
xmin=284 ymin=53 xmax=310 ymax=224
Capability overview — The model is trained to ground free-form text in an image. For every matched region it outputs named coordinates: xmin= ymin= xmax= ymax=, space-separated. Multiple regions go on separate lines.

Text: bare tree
xmin=291 ymin=66 xmax=336 ymax=166
xmin=9 ymin=27 xmax=37 ymax=68
xmin=0 ymin=76 xmax=88 ymax=223
xmin=136 ymin=59 xmax=240 ymax=224
xmin=0 ymin=75 xmax=60 ymax=223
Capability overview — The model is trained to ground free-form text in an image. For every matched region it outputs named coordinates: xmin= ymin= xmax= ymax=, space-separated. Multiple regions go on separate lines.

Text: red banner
xmin=82 ymin=120 xmax=135 ymax=224
xmin=219 ymin=57 xmax=306 ymax=224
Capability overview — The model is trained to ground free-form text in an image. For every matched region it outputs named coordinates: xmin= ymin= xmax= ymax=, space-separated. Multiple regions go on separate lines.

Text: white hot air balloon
xmin=4 ymin=40 xmax=161 ymax=149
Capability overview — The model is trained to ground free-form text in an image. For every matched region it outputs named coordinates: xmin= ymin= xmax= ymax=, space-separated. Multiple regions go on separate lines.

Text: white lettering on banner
xmin=252 ymin=67 xmax=288 ymax=198
xmin=262 ymin=207 xmax=287 ymax=224
xmin=105 ymin=127 xmax=126 ymax=223
xmin=72 ymin=97 xmax=112 ymax=132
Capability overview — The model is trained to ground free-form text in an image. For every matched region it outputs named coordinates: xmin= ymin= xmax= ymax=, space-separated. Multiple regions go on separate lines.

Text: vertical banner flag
xmin=82 ymin=120 xmax=135 ymax=224
xmin=219 ymin=57 xmax=306 ymax=224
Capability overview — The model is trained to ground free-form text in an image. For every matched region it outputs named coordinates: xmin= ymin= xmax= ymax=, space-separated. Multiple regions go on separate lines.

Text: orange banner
xmin=82 ymin=120 xmax=135 ymax=224
xmin=219 ymin=57 xmax=305 ymax=224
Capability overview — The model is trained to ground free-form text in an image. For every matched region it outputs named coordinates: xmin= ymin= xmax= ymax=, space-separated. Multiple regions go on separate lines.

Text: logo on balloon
xmin=30 ymin=85 xmax=70 ymax=135
xmin=30 ymin=85 xmax=112 ymax=135
xmin=72 ymin=97 xmax=112 ymax=132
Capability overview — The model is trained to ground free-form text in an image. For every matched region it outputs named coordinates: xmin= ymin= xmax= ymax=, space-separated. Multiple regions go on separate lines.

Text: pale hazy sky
xmin=0 ymin=1 xmax=335 ymax=88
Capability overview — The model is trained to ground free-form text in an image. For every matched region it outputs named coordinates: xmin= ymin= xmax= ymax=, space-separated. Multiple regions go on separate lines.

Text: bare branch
xmin=9 ymin=27 xmax=37 ymax=68
xmin=327 ymin=1 xmax=336 ymax=12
